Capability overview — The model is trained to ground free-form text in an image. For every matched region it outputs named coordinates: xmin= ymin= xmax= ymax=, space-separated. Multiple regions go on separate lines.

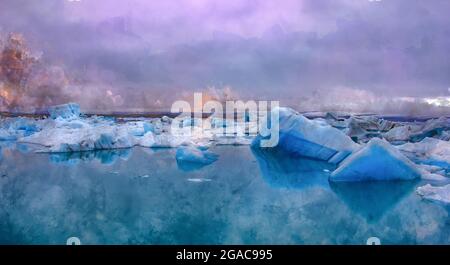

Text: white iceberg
xmin=47 ymin=103 xmax=81 ymax=120
xmin=383 ymin=124 xmax=418 ymax=143
xmin=138 ymin=132 xmax=156 ymax=147
xmin=252 ymin=107 xmax=360 ymax=164
xmin=417 ymin=184 xmax=450 ymax=204
xmin=175 ymin=146 xmax=218 ymax=165
xmin=152 ymin=133 xmax=192 ymax=148
xmin=20 ymin=117 xmax=140 ymax=152
xmin=330 ymin=138 xmax=421 ymax=182
xmin=397 ymin=137 xmax=450 ymax=168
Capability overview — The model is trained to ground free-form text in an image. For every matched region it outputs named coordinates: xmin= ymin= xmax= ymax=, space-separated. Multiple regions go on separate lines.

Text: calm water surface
xmin=0 ymin=142 xmax=449 ymax=244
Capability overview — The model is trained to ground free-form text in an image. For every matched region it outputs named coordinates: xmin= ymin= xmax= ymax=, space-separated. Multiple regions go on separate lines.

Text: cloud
xmin=0 ymin=0 xmax=449 ymax=114
xmin=297 ymin=86 xmax=450 ymax=116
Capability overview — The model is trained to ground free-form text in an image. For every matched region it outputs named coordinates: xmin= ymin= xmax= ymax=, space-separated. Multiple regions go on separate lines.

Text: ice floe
xmin=175 ymin=145 xmax=218 ymax=165
xmin=384 ymin=117 xmax=449 ymax=143
xmin=417 ymin=184 xmax=450 ymax=204
xmin=0 ymin=117 xmax=41 ymax=140
xmin=1 ymin=102 xmax=450 ymax=194
xmin=345 ymin=116 xmax=396 ymax=143
xmin=397 ymin=138 xmax=450 ymax=170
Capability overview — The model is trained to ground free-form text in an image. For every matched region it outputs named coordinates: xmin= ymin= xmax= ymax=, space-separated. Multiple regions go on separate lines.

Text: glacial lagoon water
xmin=0 ymin=142 xmax=449 ymax=245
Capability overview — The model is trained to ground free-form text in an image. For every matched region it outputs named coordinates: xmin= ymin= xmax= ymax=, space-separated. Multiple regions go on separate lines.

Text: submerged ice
xmin=176 ymin=146 xmax=219 ymax=165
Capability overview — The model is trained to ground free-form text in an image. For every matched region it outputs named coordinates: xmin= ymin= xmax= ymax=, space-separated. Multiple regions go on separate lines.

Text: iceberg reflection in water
xmin=252 ymin=147 xmax=334 ymax=189
xmin=49 ymin=149 xmax=132 ymax=165
xmin=329 ymin=181 xmax=417 ymax=223
xmin=0 ymin=144 xmax=449 ymax=244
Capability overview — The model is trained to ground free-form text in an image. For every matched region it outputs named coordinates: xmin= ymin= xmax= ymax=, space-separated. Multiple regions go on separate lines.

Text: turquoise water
xmin=0 ymin=143 xmax=449 ymax=244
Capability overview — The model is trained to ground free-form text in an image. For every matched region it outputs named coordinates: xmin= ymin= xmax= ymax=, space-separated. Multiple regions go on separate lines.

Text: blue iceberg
xmin=0 ymin=117 xmax=41 ymax=140
xmin=330 ymin=138 xmax=421 ymax=182
xmin=252 ymin=107 xmax=359 ymax=164
xmin=48 ymin=103 xmax=81 ymax=120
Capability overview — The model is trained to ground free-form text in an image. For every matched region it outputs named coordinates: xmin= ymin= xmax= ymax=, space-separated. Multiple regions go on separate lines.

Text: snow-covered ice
xmin=417 ymin=184 xmax=450 ymax=204
xmin=397 ymin=137 xmax=450 ymax=169
xmin=330 ymin=138 xmax=421 ymax=182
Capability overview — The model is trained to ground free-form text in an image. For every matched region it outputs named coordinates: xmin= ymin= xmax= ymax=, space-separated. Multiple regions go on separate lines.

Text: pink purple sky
xmin=1 ymin=0 xmax=450 ymax=114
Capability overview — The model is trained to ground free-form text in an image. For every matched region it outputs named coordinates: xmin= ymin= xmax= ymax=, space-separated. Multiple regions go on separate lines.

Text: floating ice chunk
xmin=330 ymin=138 xmax=421 ymax=182
xmin=384 ymin=117 xmax=449 ymax=143
xmin=383 ymin=124 xmax=417 ymax=143
xmin=420 ymin=171 xmax=447 ymax=181
xmin=417 ymin=184 xmax=450 ymax=204
xmin=350 ymin=116 xmax=395 ymax=132
xmin=345 ymin=116 xmax=395 ymax=143
xmin=21 ymin=120 xmax=138 ymax=152
xmin=161 ymin=116 xmax=171 ymax=123
xmin=0 ymin=129 xmax=17 ymax=141
xmin=252 ymin=107 xmax=359 ymax=164
xmin=19 ymin=113 xmax=197 ymax=152
xmin=126 ymin=121 xmax=154 ymax=136
xmin=94 ymin=133 xmax=126 ymax=150
xmin=416 ymin=163 xmax=447 ymax=180
xmin=48 ymin=103 xmax=81 ymax=120
xmin=187 ymin=178 xmax=212 ymax=182
xmin=0 ymin=117 xmax=41 ymax=140
xmin=175 ymin=146 xmax=218 ymax=165
xmin=151 ymin=119 xmax=164 ymax=135
xmin=418 ymin=164 xmax=446 ymax=174
xmin=397 ymin=138 xmax=450 ymax=170
xmin=139 ymin=132 xmax=156 ymax=147
xmin=417 ymin=164 xmax=447 ymax=181
xmin=410 ymin=117 xmax=450 ymax=142
xmin=152 ymin=134 xmax=191 ymax=148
